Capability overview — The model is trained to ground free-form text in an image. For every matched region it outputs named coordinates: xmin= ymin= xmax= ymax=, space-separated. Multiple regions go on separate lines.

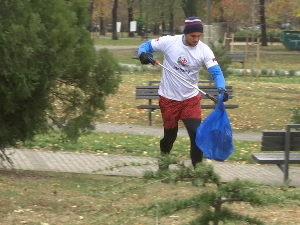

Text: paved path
xmin=1 ymin=123 xmax=300 ymax=187
xmin=2 ymin=148 xmax=300 ymax=187
xmin=94 ymin=122 xmax=262 ymax=142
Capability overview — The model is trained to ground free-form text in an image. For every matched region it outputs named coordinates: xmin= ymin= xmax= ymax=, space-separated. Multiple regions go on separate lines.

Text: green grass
xmin=22 ymin=130 xmax=260 ymax=164
xmin=19 ymin=69 xmax=300 ymax=164
xmin=227 ymin=74 xmax=300 ymax=84
xmin=108 ymin=48 xmax=300 ymax=71
xmin=3 ymin=32 xmax=300 ymax=225
xmin=93 ymin=37 xmax=144 ymax=46
xmin=1 ymin=169 xmax=300 ymax=225
xmin=92 ymin=32 xmax=159 ymax=46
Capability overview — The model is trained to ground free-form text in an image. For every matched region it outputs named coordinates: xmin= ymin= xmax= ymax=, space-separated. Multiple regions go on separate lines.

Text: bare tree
xmin=259 ymin=0 xmax=268 ymax=46
xmin=112 ymin=0 xmax=118 ymax=40
xmin=126 ymin=0 xmax=135 ymax=37
xmin=181 ymin=0 xmax=198 ymax=17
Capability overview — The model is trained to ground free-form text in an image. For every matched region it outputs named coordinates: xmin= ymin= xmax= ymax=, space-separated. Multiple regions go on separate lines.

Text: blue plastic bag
xmin=195 ymin=93 xmax=234 ymax=161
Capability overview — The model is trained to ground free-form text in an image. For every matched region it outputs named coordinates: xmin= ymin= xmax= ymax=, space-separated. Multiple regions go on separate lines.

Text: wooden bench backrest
xmin=136 ymin=85 xmax=234 ymax=100
xmin=261 ymin=130 xmax=300 ymax=151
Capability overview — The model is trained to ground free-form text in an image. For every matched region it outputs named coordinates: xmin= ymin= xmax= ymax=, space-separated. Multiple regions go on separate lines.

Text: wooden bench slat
xmin=136 ymin=90 xmax=234 ymax=94
xmin=135 ymin=80 xmax=238 ymax=126
xmin=252 ymin=125 xmax=300 ymax=182
xmin=262 ymin=138 xmax=300 ymax=146
xmin=137 ymin=104 xmax=239 ymax=110
xmin=136 ymin=86 xmax=234 ymax=89
xmin=252 ymin=153 xmax=300 ymax=164
xmin=137 ymin=105 xmax=160 ymax=109
xmin=261 ymin=146 xmax=300 ymax=151
xmin=262 ymin=130 xmax=300 ymax=137
xmin=262 ymin=136 xmax=285 ymax=143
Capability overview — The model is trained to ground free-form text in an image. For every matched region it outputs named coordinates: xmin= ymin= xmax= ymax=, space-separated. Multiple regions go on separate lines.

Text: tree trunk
xmin=213 ymin=201 xmax=222 ymax=225
xmin=169 ymin=12 xmax=174 ymax=35
xmin=99 ymin=16 xmax=105 ymax=36
xmin=127 ymin=4 xmax=134 ymax=37
xmin=154 ymin=23 xmax=159 ymax=35
xmin=87 ymin=2 xmax=93 ymax=31
xmin=259 ymin=0 xmax=267 ymax=46
xmin=161 ymin=13 xmax=166 ymax=32
xmin=112 ymin=0 xmax=118 ymax=40
xmin=181 ymin=0 xmax=198 ymax=17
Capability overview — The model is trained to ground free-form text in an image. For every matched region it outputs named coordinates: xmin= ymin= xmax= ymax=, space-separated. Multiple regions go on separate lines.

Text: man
xmin=137 ymin=17 xmax=228 ymax=168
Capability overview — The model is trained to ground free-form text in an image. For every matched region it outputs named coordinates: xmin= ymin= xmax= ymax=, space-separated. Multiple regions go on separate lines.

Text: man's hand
xmin=139 ymin=52 xmax=155 ymax=65
xmin=219 ymin=88 xmax=229 ymax=102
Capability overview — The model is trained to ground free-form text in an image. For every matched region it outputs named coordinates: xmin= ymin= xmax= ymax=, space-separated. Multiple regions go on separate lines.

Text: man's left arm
xmin=207 ymin=65 xmax=228 ymax=102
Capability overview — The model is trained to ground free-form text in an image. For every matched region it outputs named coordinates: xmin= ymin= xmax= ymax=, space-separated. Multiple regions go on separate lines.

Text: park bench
xmin=224 ymin=53 xmax=245 ymax=68
xmin=252 ymin=124 xmax=300 ymax=183
xmin=136 ymin=80 xmax=239 ymax=126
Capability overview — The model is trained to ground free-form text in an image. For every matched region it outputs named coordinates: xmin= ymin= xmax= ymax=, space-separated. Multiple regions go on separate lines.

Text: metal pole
xmin=250 ymin=0 xmax=256 ymax=82
xmin=284 ymin=125 xmax=290 ymax=182
xmin=155 ymin=61 xmax=217 ymax=103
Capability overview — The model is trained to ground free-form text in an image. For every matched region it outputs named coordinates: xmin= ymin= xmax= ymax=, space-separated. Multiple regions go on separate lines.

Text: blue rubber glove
xmin=219 ymin=88 xmax=229 ymax=102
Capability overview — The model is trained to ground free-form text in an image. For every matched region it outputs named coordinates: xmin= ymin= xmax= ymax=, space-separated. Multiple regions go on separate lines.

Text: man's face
xmin=184 ymin=32 xmax=202 ymax=47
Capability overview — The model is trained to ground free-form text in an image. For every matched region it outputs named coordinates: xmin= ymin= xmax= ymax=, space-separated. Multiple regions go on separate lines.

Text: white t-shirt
xmin=151 ymin=35 xmax=218 ymax=101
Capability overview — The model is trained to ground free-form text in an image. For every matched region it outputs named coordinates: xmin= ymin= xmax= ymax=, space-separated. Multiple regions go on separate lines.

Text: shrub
xmin=280 ymin=70 xmax=286 ymax=76
xmin=226 ymin=68 xmax=234 ymax=74
xmin=268 ymin=69 xmax=274 ymax=76
xmin=261 ymin=67 xmax=268 ymax=75
xmin=291 ymin=107 xmax=300 ymax=124
xmin=289 ymin=69 xmax=297 ymax=76
xmin=275 ymin=69 xmax=286 ymax=76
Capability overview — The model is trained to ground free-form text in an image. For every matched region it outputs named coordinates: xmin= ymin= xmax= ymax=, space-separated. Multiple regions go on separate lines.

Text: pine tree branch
xmin=51 ymin=91 xmax=75 ymax=104
xmin=57 ymin=78 xmax=80 ymax=87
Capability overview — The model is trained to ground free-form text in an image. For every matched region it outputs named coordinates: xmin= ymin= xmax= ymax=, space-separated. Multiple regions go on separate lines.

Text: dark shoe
xmin=158 ymin=153 xmax=170 ymax=171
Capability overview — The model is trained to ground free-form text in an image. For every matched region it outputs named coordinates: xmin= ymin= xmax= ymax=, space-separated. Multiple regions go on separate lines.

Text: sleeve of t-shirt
xmin=202 ymin=45 xmax=219 ymax=69
xmin=202 ymin=45 xmax=225 ymax=90
xmin=150 ymin=36 xmax=174 ymax=53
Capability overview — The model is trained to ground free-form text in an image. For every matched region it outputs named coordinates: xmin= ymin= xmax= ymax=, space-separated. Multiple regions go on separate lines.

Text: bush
xmin=234 ymin=28 xmax=281 ymax=42
xmin=291 ymin=107 xmax=300 ymax=124
xmin=261 ymin=67 xmax=268 ymax=75
xmin=280 ymin=70 xmax=286 ymax=76
xmin=268 ymin=69 xmax=274 ymax=76
xmin=289 ymin=69 xmax=297 ymax=76
xmin=275 ymin=69 xmax=286 ymax=76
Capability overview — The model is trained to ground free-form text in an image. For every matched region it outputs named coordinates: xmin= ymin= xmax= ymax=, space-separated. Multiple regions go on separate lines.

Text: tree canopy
xmin=0 ymin=0 xmax=121 ymax=151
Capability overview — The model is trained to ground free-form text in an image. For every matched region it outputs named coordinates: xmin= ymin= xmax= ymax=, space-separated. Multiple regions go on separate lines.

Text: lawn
xmin=23 ymin=131 xmax=260 ymax=164
xmin=1 ymin=35 xmax=300 ymax=225
xmin=98 ymin=72 xmax=300 ymax=131
xmin=20 ymin=71 xmax=300 ymax=164
xmin=1 ymin=169 xmax=300 ymax=225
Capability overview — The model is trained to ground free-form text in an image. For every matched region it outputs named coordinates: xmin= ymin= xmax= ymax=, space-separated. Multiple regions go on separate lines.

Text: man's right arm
xmin=138 ymin=40 xmax=155 ymax=65
xmin=138 ymin=40 xmax=154 ymax=56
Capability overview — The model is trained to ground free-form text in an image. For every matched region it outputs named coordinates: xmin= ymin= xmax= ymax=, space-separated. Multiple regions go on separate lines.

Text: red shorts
xmin=159 ymin=94 xmax=202 ymax=130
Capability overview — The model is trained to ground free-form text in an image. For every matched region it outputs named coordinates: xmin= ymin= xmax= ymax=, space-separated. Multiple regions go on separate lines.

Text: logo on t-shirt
xmin=177 ymin=56 xmax=189 ymax=67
